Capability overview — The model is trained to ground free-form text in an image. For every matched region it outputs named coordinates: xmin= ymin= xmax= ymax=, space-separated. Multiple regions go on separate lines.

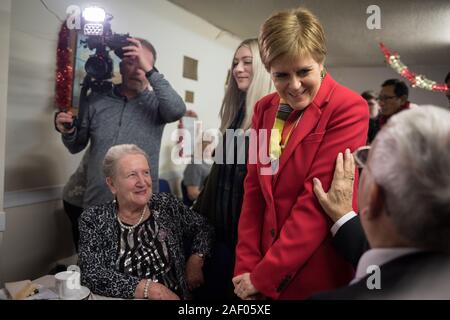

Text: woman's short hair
xmin=103 ymin=144 xmax=149 ymax=179
xmin=259 ymin=7 xmax=327 ymax=70
xmin=370 ymin=106 xmax=450 ymax=251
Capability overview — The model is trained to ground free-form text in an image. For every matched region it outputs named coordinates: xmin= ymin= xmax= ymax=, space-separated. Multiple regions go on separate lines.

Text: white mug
xmin=55 ymin=270 xmax=81 ymax=299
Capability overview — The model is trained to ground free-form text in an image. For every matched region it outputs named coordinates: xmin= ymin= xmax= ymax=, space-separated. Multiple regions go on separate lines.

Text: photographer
xmin=55 ymin=38 xmax=186 ymax=207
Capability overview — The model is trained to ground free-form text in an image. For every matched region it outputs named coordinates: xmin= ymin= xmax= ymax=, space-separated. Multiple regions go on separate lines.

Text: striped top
xmin=115 ymin=210 xmax=180 ymax=296
xmin=269 ymin=102 xmax=295 ymax=160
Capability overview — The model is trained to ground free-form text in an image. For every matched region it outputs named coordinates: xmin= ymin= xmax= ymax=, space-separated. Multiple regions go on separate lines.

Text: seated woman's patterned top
xmin=78 ymin=193 xmax=214 ymax=299
xmin=116 ymin=210 xmax=181 ymax=296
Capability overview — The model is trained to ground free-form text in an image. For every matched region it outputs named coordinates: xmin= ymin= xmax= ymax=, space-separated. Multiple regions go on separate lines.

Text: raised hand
xmin=122 ymin=38 xmax=154 ymax=73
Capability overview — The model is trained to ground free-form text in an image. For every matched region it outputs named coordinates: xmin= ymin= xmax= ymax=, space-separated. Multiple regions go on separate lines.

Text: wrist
xmin=143 ymin=278 xmax=159 ymax=299
xmin=143 ymin=279 xmax=151 ymax=299
xmin=145 ymin=66 xmax=159 ymax=78
xmin=191 ymin=253 xmax=205 ymax=266
xmin=193 ymin=252 xmax=204 ymax=259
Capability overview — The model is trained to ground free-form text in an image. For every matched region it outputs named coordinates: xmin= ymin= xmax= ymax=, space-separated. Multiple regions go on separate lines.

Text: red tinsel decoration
xmin=55 ymin=21 xmax=74 ymax=110
xmin=379 ymin=42 xmax=448 ymax=92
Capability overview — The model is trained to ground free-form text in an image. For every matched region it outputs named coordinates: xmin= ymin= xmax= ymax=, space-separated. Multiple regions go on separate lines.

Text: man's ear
xmin=399 ymin=95 xmax=408 ymax=105
xmin=366 ymin=183 xmax=385 ymax=220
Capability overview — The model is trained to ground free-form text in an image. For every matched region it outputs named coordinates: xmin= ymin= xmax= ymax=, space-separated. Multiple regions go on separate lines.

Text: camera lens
xmin=85 ymin=55 xmax=110 ymax=80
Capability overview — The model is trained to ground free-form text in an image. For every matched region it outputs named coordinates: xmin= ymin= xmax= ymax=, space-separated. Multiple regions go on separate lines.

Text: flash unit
xmin=82 ymin=6 xmax=106 ymax=35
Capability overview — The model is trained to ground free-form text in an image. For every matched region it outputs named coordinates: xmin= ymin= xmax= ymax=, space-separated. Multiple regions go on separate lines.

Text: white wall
xmin=328 ymin=65 xmax=450 ymax=107
xmin=5 ymin=0 xmax=240 ymax=194
xmin=0 ymin=201 xmax=74 ymax=285
xmin=0 ymin=0 xmax=12 ymax=283
xmin=1 ymin=0 xmax=240 ymax=285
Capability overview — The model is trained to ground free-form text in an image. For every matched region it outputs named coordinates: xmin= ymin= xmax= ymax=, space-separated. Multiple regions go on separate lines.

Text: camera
xmin=80 ymin=8 xmax=130 ymax=93
xmin=59 ymin=7 xmax=130 ymax=132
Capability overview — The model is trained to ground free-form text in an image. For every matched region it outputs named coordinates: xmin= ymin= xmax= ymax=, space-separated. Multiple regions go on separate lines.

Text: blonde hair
xmin=259 ymin=7 xmax=327 ymax=70
xmin=219 ymin=39 xmax=274 ymax=132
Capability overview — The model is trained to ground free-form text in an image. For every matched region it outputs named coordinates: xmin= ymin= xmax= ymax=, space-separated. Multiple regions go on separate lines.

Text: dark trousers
xmin=193 ymin=241 xmax=239 ymax=301
xmin=63 ymin=200 xmax=84 ymax=252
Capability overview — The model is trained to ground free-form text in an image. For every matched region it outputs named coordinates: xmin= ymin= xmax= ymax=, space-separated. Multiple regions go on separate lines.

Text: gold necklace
xmin=117 ymin=205 xmax=147 ymax=231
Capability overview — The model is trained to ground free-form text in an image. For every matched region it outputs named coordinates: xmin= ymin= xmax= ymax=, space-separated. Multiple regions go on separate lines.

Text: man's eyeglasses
xmin=353 ymin=146 xmax=371 ymax=169
xmin=376 ymin=95 xmax=397 ymax=102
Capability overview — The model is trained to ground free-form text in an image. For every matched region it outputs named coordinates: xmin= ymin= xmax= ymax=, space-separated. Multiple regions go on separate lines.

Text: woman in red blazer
xmin=233 ymin=7 xmax=369 ymax=300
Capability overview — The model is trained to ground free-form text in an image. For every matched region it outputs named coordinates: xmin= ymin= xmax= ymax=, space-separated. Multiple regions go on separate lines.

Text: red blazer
xmin=234 ymin=74 xmax=369 ymax=299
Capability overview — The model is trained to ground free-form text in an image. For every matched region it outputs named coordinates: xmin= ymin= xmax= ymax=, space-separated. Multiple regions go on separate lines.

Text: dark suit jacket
xmin=332 ymin=215 xmax=369 ymax=268
xmin=312 ymin=252 xmax=450 ymax=299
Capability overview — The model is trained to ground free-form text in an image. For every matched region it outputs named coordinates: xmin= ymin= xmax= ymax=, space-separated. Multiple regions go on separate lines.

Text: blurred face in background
xmin=367 ymin=98 xmax=380 ymax=118
xmin=233 ymin=45 xmax=253 ymax=92
xmin=378 ymin=85 xmax=405 ymax=117
xmin=445 ymin=79 xmax=450 ymax=107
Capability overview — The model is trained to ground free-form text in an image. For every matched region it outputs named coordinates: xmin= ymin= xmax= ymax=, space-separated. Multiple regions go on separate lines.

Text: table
xmin=0 ymin=275 xmax=123 ymax=300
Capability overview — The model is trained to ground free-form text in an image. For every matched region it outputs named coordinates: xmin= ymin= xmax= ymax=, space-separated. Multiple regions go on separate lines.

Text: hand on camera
xmin=122 ymin=38 xmax=154 ymax=73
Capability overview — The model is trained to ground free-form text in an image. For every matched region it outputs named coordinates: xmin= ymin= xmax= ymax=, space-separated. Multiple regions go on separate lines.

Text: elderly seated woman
xmin=78 ymin=144 xmax=213 ymax=300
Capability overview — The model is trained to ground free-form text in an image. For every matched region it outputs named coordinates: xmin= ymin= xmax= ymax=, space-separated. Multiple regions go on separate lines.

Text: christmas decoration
xmin=379 ymin=42 xmax=448 ymax=92
xmin=55 ymin=21 xmax=75 ymax=110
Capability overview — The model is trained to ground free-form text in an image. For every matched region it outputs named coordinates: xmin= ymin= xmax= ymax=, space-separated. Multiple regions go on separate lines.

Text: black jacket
xmin=312 ymin=252 xmax=450 ymax=299
xmin=332 ymin=215 xmax=369 ymax=268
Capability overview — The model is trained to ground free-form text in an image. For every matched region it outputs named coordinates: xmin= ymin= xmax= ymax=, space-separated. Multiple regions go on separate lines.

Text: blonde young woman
xmin=193 ymin=38 xmax=274 ymax=299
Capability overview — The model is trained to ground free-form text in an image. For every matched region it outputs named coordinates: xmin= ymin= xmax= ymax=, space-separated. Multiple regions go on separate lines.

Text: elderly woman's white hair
xmin=369 ymin=105 xmax=450 ymax=251
xmin=103 ymin=144 xmax=149 ymax=179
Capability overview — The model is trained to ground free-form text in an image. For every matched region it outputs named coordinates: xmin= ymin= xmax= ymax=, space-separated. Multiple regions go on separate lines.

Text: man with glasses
xmin=311 ymin=106 xmax=450 ymax=299
xmin=368 ymin=79 xmax=410 ymax=142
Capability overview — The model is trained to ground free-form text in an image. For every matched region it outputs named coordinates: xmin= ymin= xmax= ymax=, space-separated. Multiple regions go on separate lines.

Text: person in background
xmin=177 ymin=110 xmax=212 ymax=206
xmin=182 ymin=139 xmax=212 ymax=206
xmin=445 ymin=72 xmax=450 ymax=108
xmin=55 ymin=38 xmax=186 ymax=208
xmin=377 ymin=79 xmax=410 ymax=128
xmin=193 ymin=38 xmax=274 ymax=299
xmin=233 ymin=7 xmax=368 ymax=300
xmin=312 ymin=106 xmax=450 ymax=299
xmin=361 ymin=91 xmax=380 ymax=144
xmin=79 ymin=144 xmax=213 ymax=300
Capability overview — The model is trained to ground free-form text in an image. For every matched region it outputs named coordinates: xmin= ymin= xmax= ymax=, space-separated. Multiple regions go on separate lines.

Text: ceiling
xmin=168 ymin=0 xmax=450 ymax=67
